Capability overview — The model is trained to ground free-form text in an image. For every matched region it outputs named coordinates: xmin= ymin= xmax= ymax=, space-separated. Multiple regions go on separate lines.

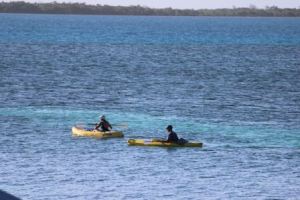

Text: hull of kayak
xmin=128 ymin=139 xmax=203 ymax=148
xmin=72 ymin=127 xmax=123 ymax=138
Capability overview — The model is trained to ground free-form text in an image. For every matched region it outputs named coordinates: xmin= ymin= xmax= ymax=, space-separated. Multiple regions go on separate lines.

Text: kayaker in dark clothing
xmin=164 ymin=125 xmax=179 ymax=143
xmin=95 ymin=115 xmax=112 ymax=132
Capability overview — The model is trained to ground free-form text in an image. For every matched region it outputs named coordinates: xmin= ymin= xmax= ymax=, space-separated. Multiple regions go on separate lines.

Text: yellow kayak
xmin=72 ymin=127 xmax=124 ymax=138
xmin=128 ymin=139 xmax=203 ymax=148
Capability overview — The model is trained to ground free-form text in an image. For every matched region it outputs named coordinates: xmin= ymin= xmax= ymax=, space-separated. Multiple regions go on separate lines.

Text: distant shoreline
xmin=1 ymin=1 xmax=300 ymax=17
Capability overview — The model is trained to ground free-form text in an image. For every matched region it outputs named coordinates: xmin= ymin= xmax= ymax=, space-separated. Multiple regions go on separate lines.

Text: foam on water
xmin=1 ymin=106 xmax=299 ymax=149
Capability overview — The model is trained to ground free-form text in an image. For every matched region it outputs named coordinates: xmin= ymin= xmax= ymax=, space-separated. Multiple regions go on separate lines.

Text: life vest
xmin=102 ymin=121 xmax=110 ymax=130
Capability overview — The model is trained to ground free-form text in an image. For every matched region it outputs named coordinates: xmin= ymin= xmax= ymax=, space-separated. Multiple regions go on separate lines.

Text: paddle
xmin=127 ymin=136 xmax=165 ymax=141
xmin=152 ymin=138 xmax=165 ymax=142
xmin=112 ymin=123 xmax=128 ymax=129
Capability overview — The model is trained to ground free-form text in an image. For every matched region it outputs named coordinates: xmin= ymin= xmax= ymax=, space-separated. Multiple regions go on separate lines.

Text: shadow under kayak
xmin=128 ymin=139 xmax=203 ymax=148
xmin=72 ymin=127 xmax=124 ymax=138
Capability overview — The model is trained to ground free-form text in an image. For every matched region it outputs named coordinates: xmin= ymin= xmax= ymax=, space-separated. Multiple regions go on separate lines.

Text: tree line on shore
xmin=0 ymin=1 xmax=300 ymax=16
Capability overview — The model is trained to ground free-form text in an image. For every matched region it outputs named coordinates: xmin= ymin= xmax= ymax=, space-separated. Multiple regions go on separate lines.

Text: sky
xmin=5 ymin=0 xmax=300 ymax=9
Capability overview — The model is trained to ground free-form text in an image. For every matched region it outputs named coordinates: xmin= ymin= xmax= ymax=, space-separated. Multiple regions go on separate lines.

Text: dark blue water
xmin=1 ymin=14 xmax=300 ymax=199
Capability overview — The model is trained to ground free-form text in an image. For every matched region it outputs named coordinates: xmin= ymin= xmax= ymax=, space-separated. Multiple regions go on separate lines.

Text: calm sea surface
xmin=0 ymin=14 xmax=300 ymax=199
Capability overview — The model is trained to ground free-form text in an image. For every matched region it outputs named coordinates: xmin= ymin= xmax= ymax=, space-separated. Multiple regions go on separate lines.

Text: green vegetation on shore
xmin=0 ymin=1 xmax=300 ymax=16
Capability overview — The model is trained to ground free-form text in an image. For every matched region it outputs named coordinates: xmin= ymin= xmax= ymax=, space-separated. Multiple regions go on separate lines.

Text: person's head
xmin=100 ymin=115 xmax=105 ymax=121
xmin=166 ymin=125 xmax=173 ymax=133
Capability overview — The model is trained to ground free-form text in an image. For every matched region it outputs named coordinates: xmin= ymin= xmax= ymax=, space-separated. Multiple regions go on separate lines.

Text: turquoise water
xmin=0 ymin=14 xmax=300 ymax=199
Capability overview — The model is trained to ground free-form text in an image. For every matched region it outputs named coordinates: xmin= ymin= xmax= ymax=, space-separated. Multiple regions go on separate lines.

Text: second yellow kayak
xmin=128 ymin=139 xmax=203 ymax=147
xmin=72 ymin=127 xmax=124 ymax=138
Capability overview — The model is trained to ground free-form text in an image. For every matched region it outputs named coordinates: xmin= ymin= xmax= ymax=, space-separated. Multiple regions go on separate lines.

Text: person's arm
xmin=108 ymin=122 xmax=112 ymax=130
xmin=164 ymin=134 xmax=172 ymax=143
xmin=95 ymin=122 xmax=102 ymax=130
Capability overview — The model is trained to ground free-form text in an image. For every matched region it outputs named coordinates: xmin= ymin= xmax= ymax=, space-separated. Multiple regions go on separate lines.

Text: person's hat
xmin=166 ymin=125 xmax=173 ymax=131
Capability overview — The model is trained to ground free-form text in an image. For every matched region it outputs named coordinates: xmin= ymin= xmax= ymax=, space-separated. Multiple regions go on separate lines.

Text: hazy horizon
xmin=3 ymin=0 xmax=300 ymax=9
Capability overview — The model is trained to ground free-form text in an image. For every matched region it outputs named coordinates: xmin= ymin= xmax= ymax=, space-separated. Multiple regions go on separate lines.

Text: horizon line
xmin=2 ymin=0 xmax=300 ymax=10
